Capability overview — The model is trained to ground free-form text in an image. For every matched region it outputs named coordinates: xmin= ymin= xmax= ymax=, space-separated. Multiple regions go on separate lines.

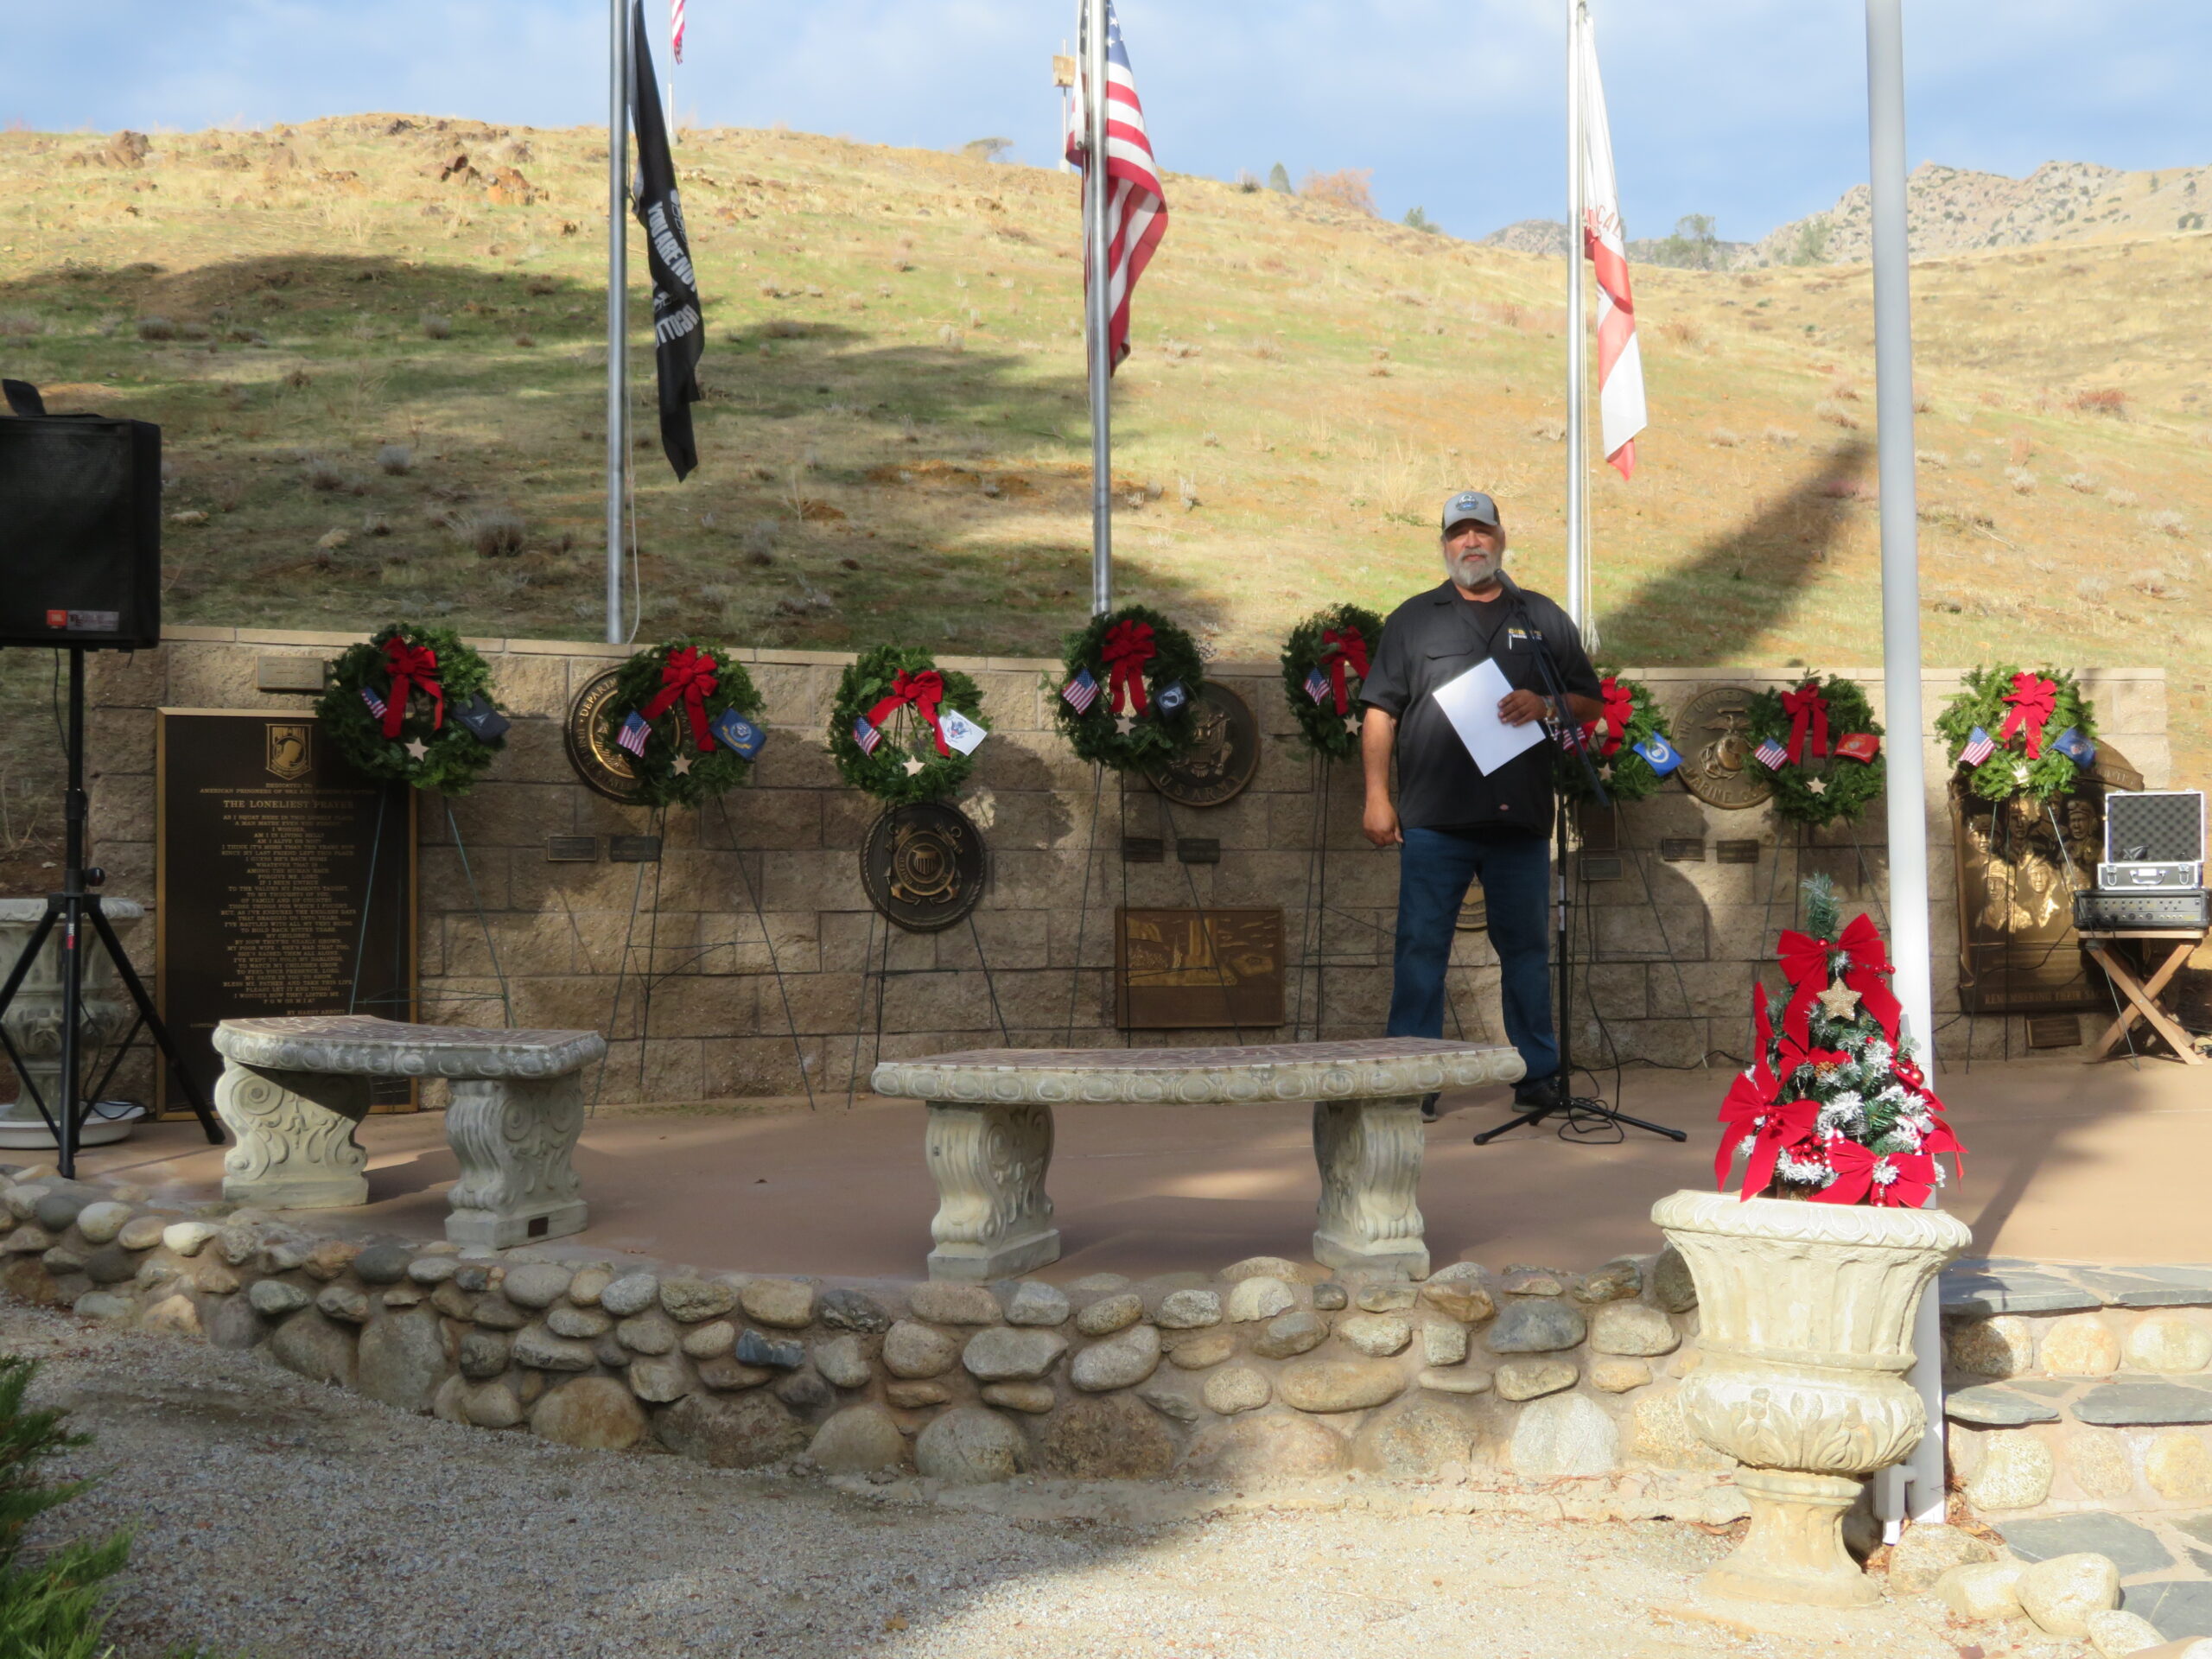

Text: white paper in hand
xmin=1430 ymin=658 xmax=1546 ymax=776
xmin=938 ymin=709 xmax=988 ymax=755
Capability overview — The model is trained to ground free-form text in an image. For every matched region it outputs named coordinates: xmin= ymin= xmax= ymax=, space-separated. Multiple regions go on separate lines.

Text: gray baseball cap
xmin=1440 ymin=490 xmax=1501 ymax=531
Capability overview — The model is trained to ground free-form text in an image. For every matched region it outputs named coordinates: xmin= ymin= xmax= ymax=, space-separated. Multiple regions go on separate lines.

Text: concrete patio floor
xmin=64 ymin=1054 xmax=2212 ymax=1280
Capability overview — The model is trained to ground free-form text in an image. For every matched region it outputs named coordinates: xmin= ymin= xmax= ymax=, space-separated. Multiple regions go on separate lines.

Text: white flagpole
xmin=1084 ymin=0 xmax=1112 ymax=616
xmin=1564 ymin=0 xmax=1589 ymax=639
xmin=606 ymin=0 xmax=630 ymax=645
xmin=1865 ymin=0 xmax=1946 ymax=1532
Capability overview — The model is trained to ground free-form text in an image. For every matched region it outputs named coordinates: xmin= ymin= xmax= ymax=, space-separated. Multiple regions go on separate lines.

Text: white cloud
xmin=4 ymin=0 xmax=2208 ymax=243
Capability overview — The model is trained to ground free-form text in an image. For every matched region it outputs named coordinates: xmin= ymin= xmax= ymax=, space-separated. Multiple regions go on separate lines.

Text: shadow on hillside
xmin=0 ymin=252 xmax=1214 ymax=648
xmin=1599 ymin=439 xmax=1873 ymax=664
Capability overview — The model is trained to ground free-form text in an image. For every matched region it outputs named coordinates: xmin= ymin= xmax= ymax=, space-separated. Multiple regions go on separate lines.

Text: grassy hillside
xmin=1 ymin=115 xmax=2207 ymax=872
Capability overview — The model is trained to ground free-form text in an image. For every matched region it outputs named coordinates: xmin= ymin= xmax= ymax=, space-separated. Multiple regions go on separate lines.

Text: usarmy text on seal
xmin=1675 ymin=684 xmax=1776 ymax=810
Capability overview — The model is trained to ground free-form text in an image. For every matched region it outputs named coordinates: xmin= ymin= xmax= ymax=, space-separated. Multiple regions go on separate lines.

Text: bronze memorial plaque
xmin=1143 ymin=683 xmax=1261 ymax=809
xmin=157 ymin=710 xmax=417 ymax=1114
xmin=1951 ymin=784 xmax=2101 ymax=1016
xmin=1675 ymin=684 xmax=1776 ymax=810
xmin=1116 ymin=907 xmax=1285 ymax=1029
xmin=563 ymin=667 xmax=645 ymax=804
xmin=861 ymin=802 xmax=988 ymax=933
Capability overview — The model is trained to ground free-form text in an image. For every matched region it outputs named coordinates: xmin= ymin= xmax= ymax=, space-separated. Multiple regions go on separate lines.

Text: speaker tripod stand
xmin=0 ymin=649 xmax=223 ymax=1179
xmin=1469 ymin=586 xmax=1685 ymax=1147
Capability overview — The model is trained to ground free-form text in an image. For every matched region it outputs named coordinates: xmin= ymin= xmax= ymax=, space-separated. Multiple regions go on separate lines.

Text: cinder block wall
xmin=78 ymin=632 xmax=2166 ymax=1104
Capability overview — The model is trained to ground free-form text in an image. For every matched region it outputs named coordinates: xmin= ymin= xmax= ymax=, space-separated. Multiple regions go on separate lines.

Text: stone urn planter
xmin=0 ymin=897 xmax=147 ymax=1149
xmin=1651 ymin=1188 xmax=1971 ymax=1607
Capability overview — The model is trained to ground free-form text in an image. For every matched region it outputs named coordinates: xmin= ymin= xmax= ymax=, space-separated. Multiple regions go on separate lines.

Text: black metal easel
xmin=1471 ymin=585 xmax=1684 ymax=1147
xmin=0 ymin=649 xmax=223 ymax=1177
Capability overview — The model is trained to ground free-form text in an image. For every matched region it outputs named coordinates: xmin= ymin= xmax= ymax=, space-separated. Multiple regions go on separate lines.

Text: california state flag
xmin=1578 ymin=10 xmax=1646 ymax=480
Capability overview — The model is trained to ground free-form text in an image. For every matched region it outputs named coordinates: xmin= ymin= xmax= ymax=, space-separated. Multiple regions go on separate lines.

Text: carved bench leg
xmin=444 ymin=1074 xmax=588 ymax=1248
xmin=215 ymin=1061 xmax=372 ymax=1209
xmin=925 ymin=1099 xmax=1058 ymax=1281
xmin=1313 ymin=1095 xmax=1430 ymax=1279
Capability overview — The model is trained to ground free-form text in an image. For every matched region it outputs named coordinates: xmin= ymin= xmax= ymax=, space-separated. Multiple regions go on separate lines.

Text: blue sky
xmin=8 ymin=1 xmax=2210 ymax=243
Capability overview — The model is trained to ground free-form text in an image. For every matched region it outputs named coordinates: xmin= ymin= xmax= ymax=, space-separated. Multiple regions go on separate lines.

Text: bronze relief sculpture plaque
xmin=156 ymin=709 xmax=416 ymax=1114
xmin=1116 ymin=907 xmax=1285 ymax=1028
xmin=861 ymin=803 xmax=988 ymax=933
xmin=563 ymin=668 xmax=645 ymax=804
xmin=1143 ymin=683 xmax=1261 ymax=809
xmin=1675 ymin=684 xmax=1775 ymax=810
xmin=1950 ymin=783 xmax=2101 ymax=1015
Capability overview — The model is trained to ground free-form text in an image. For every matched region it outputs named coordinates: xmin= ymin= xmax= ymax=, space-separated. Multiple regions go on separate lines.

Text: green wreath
xmin=1745 ymin=671 xmax=1885 ymax=826
xmin=1934 ymin=664 xmax=2098 ymax=804
xmin=1280 ymin=603 xmax=1383 ymax=760
xmin=828 ymin=645 xmax=987 ymax=805
xmin=1052 ymin=605 xmax=1207 ymax=771
xmin=1556 ymin=671 xmax=1677 ymax=804
xmin=598 ymin=638 xmax=766 ymax=809
xmin=316 ymin=622 xmax=505 ymax=795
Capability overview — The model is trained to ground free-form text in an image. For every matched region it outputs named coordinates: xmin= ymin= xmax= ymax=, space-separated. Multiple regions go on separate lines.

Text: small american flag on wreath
xmin=852 ymin=716 xmax=882 ymax=756
xmin=1959 ymin=726 xmax=1996 ymax=766
xmin=1753 ymin=737 xmax=1789 ymax=772
xmin=617 ymin=712 xmax=652 ymax=757
xmin=1062 ymin=668 xmax=1100 ymax=714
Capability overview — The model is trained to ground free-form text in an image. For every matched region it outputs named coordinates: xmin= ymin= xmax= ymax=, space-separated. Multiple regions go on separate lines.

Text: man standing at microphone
xmin=1357 ymin=491 xmax=1603 ymax=1116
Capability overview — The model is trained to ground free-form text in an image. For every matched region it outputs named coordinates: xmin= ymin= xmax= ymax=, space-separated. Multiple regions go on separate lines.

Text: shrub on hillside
xmin=1299 ymin=169 xmax=1376 ymax=216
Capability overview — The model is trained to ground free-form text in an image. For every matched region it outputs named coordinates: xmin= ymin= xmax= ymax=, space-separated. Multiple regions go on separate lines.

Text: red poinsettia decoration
xmin=1717 ymin=880 xmax=1967 ymax=1207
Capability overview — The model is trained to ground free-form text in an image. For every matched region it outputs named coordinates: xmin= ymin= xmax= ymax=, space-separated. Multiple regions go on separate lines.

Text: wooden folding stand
xmin=2079 ymin=926 xmax=2209 ymax=1066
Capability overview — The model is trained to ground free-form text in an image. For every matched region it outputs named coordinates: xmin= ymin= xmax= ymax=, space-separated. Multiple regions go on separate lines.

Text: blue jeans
xmin=1386 ymin=826 xmax=1559 ymax=1084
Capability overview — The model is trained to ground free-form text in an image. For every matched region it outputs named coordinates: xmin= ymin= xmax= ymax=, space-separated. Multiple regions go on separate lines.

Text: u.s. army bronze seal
xmin=1142 ymin=683 xmax=1260 ymax=809
xmin=563 ymin=668 xmax=645 ymax=804
xmin=1675 ymin=684 xmax=1776 ymax=810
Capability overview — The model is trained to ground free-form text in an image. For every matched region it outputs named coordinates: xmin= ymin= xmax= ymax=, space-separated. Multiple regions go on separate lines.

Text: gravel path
xmin=6 ymin=1304 xmax=2082 ymax=1659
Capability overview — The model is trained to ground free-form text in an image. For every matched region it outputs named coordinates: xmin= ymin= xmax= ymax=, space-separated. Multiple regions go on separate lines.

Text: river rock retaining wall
xmin=0 ymin=1164 xmax=1748 ymax=1516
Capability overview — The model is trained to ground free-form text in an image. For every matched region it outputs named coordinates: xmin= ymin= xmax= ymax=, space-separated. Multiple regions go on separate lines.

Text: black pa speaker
xmin=0 ymin=397 xmax=162 ymax=651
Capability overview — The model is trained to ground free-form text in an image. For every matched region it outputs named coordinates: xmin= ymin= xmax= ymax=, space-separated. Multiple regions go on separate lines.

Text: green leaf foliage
xmin=1745 ymin=671 xmax=1885 ymax=826
xmin=1279 ymin=603 xmax=1383 ymax=760
xmin=315 ymin=622 xmax=505 ymax=797
xmin=0 ymin=1355 xmax=134 ymax=1659
xmin=1555 ymin=670 xmax=1678 ymax=805
xmin=828 ymin=644 xmax=986 ymax=806
xmin=1934 ymin=663 xmax=2098 ymax=804
xmin=598 ymin=638 xmax=766 ymax=809
xmin=1052 ymin=606 xmax=1208 ymax=772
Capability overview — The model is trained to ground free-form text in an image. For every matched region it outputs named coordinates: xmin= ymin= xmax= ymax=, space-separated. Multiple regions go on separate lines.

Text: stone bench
xmin=210 ymin=1015 xmax=606 ymax=1248
xmin=871 ymin=1038 xmax=1522 ymax=1283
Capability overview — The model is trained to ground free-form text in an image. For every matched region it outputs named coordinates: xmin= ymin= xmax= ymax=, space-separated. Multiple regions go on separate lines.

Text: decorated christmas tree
xmin=1717 ymin=877 xmax=1965 ymax=1207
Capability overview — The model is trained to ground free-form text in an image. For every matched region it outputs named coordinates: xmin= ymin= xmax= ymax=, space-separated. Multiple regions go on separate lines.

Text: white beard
xmin=1444 ymin=545 xmax=1502 ymax=588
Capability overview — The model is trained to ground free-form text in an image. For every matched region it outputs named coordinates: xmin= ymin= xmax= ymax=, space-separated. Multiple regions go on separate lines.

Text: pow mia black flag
xmin=629 ymin=0 xmax=703 ymax=480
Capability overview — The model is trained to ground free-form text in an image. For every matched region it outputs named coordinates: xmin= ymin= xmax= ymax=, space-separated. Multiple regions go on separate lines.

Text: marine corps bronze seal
xmin=1675 ymin=684 xmax=1776 ymax=810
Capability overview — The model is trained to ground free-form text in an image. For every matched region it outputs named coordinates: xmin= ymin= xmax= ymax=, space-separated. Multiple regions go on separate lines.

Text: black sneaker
xmin=1420 ymin=1093 xmax=1440 ymax=1122
xmin=1512 ymin=1072 xmax=1564 ymax=1109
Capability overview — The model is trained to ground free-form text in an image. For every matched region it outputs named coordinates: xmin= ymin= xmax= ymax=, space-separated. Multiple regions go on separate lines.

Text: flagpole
xmin=607 ymin=0 xmax=630 ymax=645
xmin=1865 ymin=0 xmax=1945 ymax=1532
xmin=1084 ymin=0 xmax=1112 ymax=617
xmin=1564 ymin=0 xmax=1589 ymax=639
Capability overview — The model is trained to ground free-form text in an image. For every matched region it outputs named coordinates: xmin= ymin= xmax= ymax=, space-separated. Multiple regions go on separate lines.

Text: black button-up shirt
xmin=1359 ymin=575 xmax=1600 ymax=835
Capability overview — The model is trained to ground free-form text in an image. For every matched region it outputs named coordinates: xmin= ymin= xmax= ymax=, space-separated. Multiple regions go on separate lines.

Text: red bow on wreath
xmin=1580 ymin=677 xmax=1636 ymax=758
xmin=1319 ymin=626 xmax=1369 ymax=716
xmin=1813 ymin=1143 xmax=1939 ymax=1209
xmin=1999 ymin=671 xmax=2057 ymax=759
xmin=1777 ymin=912 xmax=1904 ymax=1047
xmin=864 ymin=670 xmax=951 ymax=757
xmin=642 ymin=646 xmax=721 ymax=751
xmin=378 ymin=638 xmax=444 ymax=741
xmin=1780 ymin=683 xmax=1830 ymax=765
xmin=1101 ymin=621 xmax=1155 ymax=716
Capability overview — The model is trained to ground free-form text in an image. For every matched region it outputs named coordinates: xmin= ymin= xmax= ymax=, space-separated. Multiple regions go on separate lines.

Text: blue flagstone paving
xmin=1948 ymin=1258 xmax=2212 ymax=1641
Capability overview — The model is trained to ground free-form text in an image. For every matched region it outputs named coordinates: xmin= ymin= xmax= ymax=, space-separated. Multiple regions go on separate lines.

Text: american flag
xmin=852 ymin=716 xmax=881 ymax=756
xmin=1304 ymin=668 xmax=1332 ymax=705
xmin=1753 ymin=738 xmax=1789 ymax=771
xmin=1062 ymin=668 xmax=1100 ymax=714
xmin=1577 ymin=6 xmax=1645 ymax=479
xmin=1961 ymin=726 xmax=1996 ymax=766
xmin=617 ymin=711 xmax=652 ymax=757
xmin=670 ymin=0 xmax=685 ymax=63
xmin=359 ymin=686 xmax=386 ymax=720
xmin=1065 ymin=0 xmax=1166 ymax=372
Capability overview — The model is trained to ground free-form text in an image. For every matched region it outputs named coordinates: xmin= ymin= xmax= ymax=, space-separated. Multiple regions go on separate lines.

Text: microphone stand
xmin=1471 ymin=578 xmax=1685 ymax=1146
